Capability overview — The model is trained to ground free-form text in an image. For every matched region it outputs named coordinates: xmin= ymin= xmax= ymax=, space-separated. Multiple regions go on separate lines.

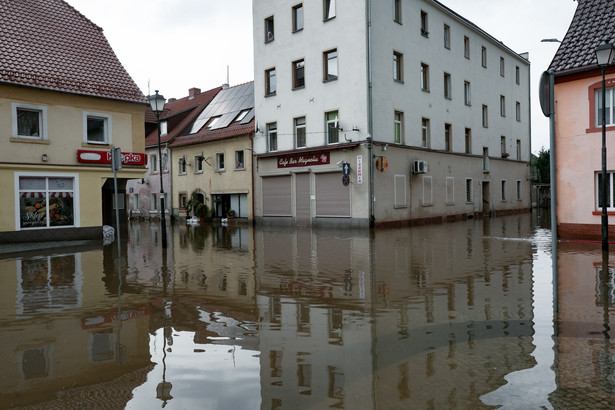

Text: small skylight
xmin=234 ymin=109 xmax=250 ymax=123
xmin=207 ymin=116 xmax=221 ymax=129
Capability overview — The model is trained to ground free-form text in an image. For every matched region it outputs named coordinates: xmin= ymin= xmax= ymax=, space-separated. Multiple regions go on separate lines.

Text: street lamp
xmin=596 ymin=43 xmax=615 ymax=251
xmin=148 ymin=90 xmax=168 ymax=249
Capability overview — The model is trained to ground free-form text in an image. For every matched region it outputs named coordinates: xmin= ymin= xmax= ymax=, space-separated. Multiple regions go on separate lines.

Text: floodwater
xmin=1 ymin=213 xmax=615 ymax=409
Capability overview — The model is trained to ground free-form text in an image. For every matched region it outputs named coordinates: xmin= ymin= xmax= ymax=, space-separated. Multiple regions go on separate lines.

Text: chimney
xmin=168 ymin=98 xmax=177 ymax=103
xmin=221 ymin=83 xmax=229 ymax=89
xmin=189 ymin=87 xmax=201 ymax=98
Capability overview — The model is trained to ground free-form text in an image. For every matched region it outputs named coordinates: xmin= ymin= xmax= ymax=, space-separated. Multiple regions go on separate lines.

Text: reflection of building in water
xmin=0 ymin=250 xmax=151 ymax=408
xmin=255 ymin=216 xmax=536 ymax=408
xmin=552 ymin=242 xmax=615 ymax=406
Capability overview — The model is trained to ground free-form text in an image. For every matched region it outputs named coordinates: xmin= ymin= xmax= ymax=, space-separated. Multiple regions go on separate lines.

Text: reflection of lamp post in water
xmin=156 ymin=250 xmax=173 ymax=406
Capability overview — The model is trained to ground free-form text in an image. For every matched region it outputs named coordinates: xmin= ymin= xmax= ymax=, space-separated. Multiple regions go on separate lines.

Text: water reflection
xmin=3 ymin=214 xmax=615 ymax=408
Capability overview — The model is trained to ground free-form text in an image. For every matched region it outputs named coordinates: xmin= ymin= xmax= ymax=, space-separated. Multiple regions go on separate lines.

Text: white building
xmin=252 ymin=0 xmax=531 ymax=227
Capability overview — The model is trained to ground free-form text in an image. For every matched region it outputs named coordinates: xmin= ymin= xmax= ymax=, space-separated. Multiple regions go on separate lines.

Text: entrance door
xmin=482 ymin=181 xmax=491 ymax=216
xmin=296 ymin=173 xmax=311 ymax=225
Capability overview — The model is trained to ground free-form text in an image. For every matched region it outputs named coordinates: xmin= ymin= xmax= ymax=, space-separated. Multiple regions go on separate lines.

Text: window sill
xmin=421 ymin=89 xmax=430 ymax=93
xmin=215 ymin=169 xmax=226 ymax=173
xmin=587 ymin=125 xmax=615 ymax=134
xmin=82 ymin=142 xmax=110 ymax=148
xmin=292 ymin=28 xmax=303 ymax=33
xmin=394 ymin=79 xmax=405 ymax=84
xmin=593 ymin=211 xmax=615 ymax=216
xmin=234 ymin=168 xmax=246 ymax=171
xmin=323 ymin=16 xmax=336 ymax=23
xmin=445 ymin=97 xmax=452 ymax=101
xmin=265 ymin=93 xmax=276 ymax=98
xmin=323 ymin=78 xmax=338 ymax=83
xmin=394 ymin=20 xmax=402 ymax=26
xmin=10 ymin=137 xmax=50 ymax=145
xmin=292 ymin=86 xmax=305 ymax=91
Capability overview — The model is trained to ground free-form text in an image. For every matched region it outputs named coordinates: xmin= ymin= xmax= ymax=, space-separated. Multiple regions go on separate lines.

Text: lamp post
xmin=148 ymin=90 xmax=168 ymax=249
xmin=596 ymin=43 xmax=615 ymax=252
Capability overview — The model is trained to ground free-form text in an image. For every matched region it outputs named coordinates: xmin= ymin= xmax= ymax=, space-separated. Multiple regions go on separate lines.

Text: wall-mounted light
xmin=42 ymin=154 xmax=48 ymax=162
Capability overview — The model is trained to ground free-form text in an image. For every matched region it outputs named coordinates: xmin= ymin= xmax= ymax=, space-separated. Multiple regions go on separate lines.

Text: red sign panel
xmin=278 ymin=152 xmax=330 ymax=168
xmin=77 ymin=149 xmax=147 ymax=166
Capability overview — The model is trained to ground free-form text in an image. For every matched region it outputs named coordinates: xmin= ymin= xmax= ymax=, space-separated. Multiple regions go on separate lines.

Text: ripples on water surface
xmin=1 ymin=213 xmax=615 ymax=409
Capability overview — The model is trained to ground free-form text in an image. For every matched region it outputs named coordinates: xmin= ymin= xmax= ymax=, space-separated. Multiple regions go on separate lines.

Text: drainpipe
xmin=548 ymin=70 xmax=557 ymax=240
xmin=366 ymin=0 xmax=374 ymax=227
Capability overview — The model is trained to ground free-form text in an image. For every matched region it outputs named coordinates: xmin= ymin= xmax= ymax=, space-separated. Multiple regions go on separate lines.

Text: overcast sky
xmin=65 ymin=0 xmax=577 ymax=153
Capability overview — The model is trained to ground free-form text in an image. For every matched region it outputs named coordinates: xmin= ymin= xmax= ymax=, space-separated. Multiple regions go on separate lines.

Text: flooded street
xmin=2 ymin=213 xmax=615 ymax=409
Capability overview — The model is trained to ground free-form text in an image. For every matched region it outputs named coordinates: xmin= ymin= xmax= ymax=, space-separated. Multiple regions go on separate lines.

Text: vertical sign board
xmin=357 ymin=155 xmax=363 ymax=184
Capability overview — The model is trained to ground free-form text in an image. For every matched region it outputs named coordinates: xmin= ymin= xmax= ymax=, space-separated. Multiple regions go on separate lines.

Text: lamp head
xmin=148 ymin=90 xmax=166 ymax=114
xmin=596 ymin=43 xmax=615 ymax=67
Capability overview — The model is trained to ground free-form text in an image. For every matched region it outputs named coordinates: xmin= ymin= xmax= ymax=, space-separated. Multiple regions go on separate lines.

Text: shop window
xmin=17 ymin=175 xmax=76 ymax=229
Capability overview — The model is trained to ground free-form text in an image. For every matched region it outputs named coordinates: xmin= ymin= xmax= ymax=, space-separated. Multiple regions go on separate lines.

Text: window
xmin=84 ymin=112 xmax=111 ymax=144
xmin=393 ymin=51 xmax=403 ymax=82
xmin=12 ymin=103 xmax=47 ymax=140
xmin=235 ymin=109 xmax=250 ymax=123
xmin=179 ymin=193 xmax=187 ymax=209
xmin=500 ymin=57 xmax=505 ymax=77
xmin=265 ymin=68 xmax=276 ymax=96
xmin=464 ymin=81 xmax=471 ymax=106
xmin=293 ymin=59 xmax=305 ymax=89
xmin=443 ymin=72 xmax=451 ymax=99
xmin=481 ymin=46 xmax=487 ymax=68
xmin=267 ymin=122 xmax=278 ymax=152
xmin=178 ymin=156 xmax=187 ymax=174
xmin=465 ymin=178 xmax=473 ymax=203
xmin=420 ymin=63 xmax=429 ymax=91
xmin=324 ymin=49 xmax=338 ymax=81
xmin=323 ymin=0 xmax=336 ymax=20
xmin=216 ymin=152 xmax=225 ymax=171
xmin=483 ymin=147 xmax=489 ymax=172
xmin=326 ymin=111 xmax=339 ymax=144
xmin=235 ymin=150 xmax=245 ymax=169
xmin=501 ymin=136 xmax=506 ymax=156
xmin=444 ymin=24 xmax=450 ymax=49
xmin=501 ymin=180 xmax=507 ymax=201
xmin=17 ymin=175 xmax=77 ymax=229
xmin=422 ymin=176 xmax=433 ymax=206
xmin=295 ymin=116 xmax=307 ymax=148
xmin=394 ymin=0 xmax=402 ymax=24
xmin=517 ymin=181 xmax=522 ymax=200
xmin=482 ymin=105 xmax=488 ymax=127
xmin=597 ymin=172 xmax=615 ymax=210
xmin=151 ymin=193 xmax=158 ymax=211
xmin=421 ymin=118 xmax=430 ymax=148
xmin=500 ymin=95 xmax=506 ymax=117
xmin=150 ymin=154 xmax=158 ymax=172
xmin=265 ymin=16 xmax=274 ymax=42
xmin=465 ymin=128 xmax=471 ymax=154
xmin=464 ymin=36 xmax=470 ymax=59
xmin=516 ymin=139 xmax=521 ymax=160
xmin=420 ymin=10 xmax=428 ymax=36
xmin=160 ymin=121 xmax=168 ymax=136
xmin=444 ymin=123 xmax=452 ymax=151
xmin=515 ymin=66 xmax=520 ymax=85
xmin=394 ymin=111 xmax=404 ymax=144
xmin=516 ymin=101 xmax=521 ymax=121
xmin=293 ymin=4 xmax=303 ymax=32
xmin=394 ymin=175 xmax=407 ymax=208
xmin=195 ymin=155 xmax=203 ymax=173
xmin=446 ymin=177 xmax=455 ymax=204
xmin=596 ymin=87 xmax=615 ymax=127
xmin=207 ymin=116 xmax=221 ymax=129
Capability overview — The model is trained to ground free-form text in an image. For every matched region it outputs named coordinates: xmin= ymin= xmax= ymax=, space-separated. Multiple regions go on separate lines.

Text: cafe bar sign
xmin=278 ymin=151 xmax=330 ymax=168
xmin=77 ymin=149 xmax=147 ymax=166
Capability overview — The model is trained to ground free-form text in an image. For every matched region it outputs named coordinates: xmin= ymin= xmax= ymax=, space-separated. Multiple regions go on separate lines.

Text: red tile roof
xmin=0 ymin=0 xmax=145 ymax=103
xmin=170 ymin=121 xmax=255 ymax=148
xmin=145 ymin=87 xmax=222 ymax=147
xmin=549 ymin=0 xmax=612 ymax=74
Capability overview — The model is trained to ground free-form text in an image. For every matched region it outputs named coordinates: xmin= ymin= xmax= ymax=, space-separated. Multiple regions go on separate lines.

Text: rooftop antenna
xmin=227 ymin=65 xmax=230 ymax=85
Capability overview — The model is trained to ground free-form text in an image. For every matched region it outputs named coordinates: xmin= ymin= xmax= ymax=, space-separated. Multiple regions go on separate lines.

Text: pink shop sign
xmin=278 ymin=152 xmax=330 ymax=168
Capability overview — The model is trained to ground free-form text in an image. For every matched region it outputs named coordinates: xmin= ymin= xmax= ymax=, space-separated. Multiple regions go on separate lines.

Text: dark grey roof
xmin=550 ymin=0 xmax=615 ymax=74
xmin=185 ymin=82 xmax=254 ymax=135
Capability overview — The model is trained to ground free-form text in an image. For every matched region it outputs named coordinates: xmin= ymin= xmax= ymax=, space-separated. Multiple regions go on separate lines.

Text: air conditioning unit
xmin=412 ymin=160 xmax=428 ymax=174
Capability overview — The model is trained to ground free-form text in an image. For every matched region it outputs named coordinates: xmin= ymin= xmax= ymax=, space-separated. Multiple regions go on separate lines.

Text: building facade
xmin=252 ymin=0 xmax=531 ymax=227
xmin=548 ymin=0 xmax=615 ymax=240
xmin=0 ymin=0 xmax=147 ymax=242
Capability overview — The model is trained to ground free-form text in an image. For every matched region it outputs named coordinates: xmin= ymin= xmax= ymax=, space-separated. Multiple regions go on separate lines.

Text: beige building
xmin=0 ymin=0 xmax=146 ymax=243
xmin=169 ymin=82 xmax=255 ymax=220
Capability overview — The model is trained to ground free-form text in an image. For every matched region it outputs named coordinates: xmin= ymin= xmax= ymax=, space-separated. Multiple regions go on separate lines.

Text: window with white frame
xmin=465 ymin=178 xmax=473 ymax=203
xmin=84 ymin=112 xmax=111 ymax=144
xmin=421 ymin=118 xmax=430 ymax=148
xmin=324 ymin=49 xmax=338 ymax=81
xmin=178 ymin=156 xmax=187 ymax=175
xmin=267 ymin=122 xmax=278 ymax=152
xmin=235 ymin=150 xmax=245 ymax=169
xmin=483 ymin=147 xmax=489 ymax=172
xmin=179 ymin=193 xmax=187 ymax=209
xmin=17 ymin=174 xmax=77 ymax=229
xmin=295 ymin=116 xmax=307 ymax=148
xmin=516 ymin=139 xmax=521 ymax=160
xmin=326 ymin=111 xmax=339 ymax=144
xmin=160 ymin=121 xmax=168 ymax=136
xmin=151 ymin=193 xmax=158 ymax=211
xmin=394 ymin=52 xmax=404 ymax=82
xmin=150 ymin=154 xmax=158 ymax=172
xmin=394 ymin=111 xmax=404 ymax=144
xmin=12 ymin=103 xmax=47 ymax=140
xmin=216 ymin=152 xmax=225 ymax=171
xmin=420 ymin=63 xmax=429 ymax=91
xmin=596 ymin=172 xmax=615 ymax=210
xmin=595 ymin=87 xmax=615 ymax=127
xmin=464 ymin=81 xmax=471 ymax=106
xmin=195 ymin=155 xmax=203 ymax=173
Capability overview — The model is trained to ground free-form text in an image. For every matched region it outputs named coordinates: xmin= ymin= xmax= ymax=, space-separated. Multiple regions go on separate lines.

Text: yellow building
xmin=0 ymin=0 xmax=146 ymax=243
